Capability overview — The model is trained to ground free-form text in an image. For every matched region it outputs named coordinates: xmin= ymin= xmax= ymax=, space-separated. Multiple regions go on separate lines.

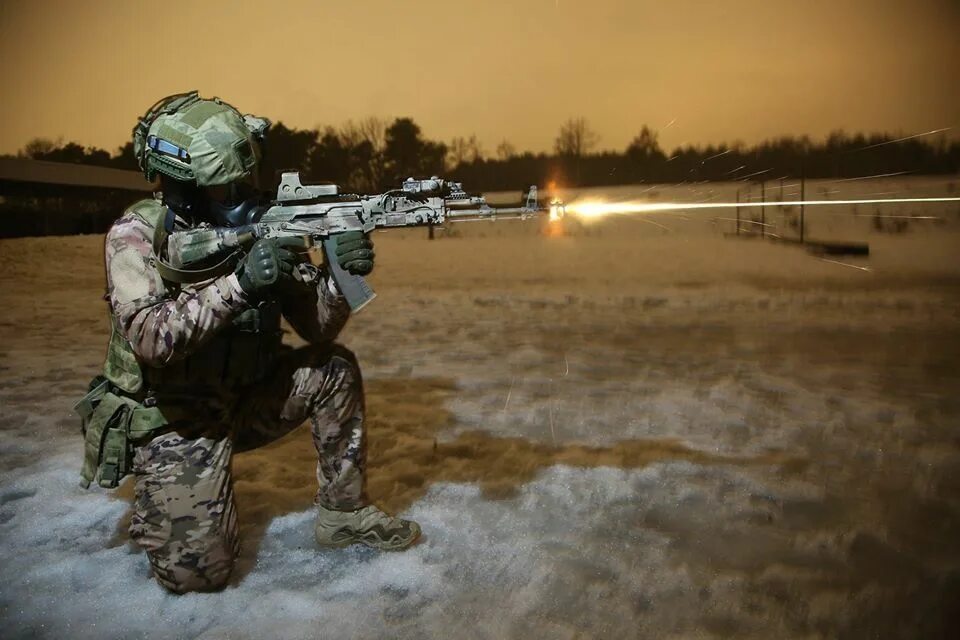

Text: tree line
xmin=13 ymin=116 xmax=960 ymax=193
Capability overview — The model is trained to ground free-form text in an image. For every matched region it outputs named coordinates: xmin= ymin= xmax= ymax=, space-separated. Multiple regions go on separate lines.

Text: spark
xmin=653 ymin=211 xmax=693 ymax=220
xmin=848 ymin=190 xmax=902 ymax=197
xmin=741 ymin=189 xmax=801 ymax=200
xmin=853 ymin=128 xmax=952 ymax=152
xmin=664 ymin=118 xmax=677 ymax=130
xmin=830 ymin=213 xmax=941 ymax=219
xmin=825 ymin=171 xmax=913 ymax=183
xmin=818 ymin=258 xmax=872 ymax=272
xmin=638 ymin=217 xmax=673 ymax=232
xmin=735 ymin=168 xmax=773 ymax=181
xmin=725 ymin=165 xmax=747 ymax=175
xmin=714 ymin=217 xmax=775 ymax=228
xmin=702 ymin=149 xmax=732 ymax=163
xmin=564 ymin=196 xmax=960 ymax=220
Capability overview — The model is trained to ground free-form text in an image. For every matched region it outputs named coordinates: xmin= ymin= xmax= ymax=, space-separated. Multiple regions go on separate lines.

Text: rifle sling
xmin=152 ymin=251 xmax=242 ymax=284
xmin=150 ymin=206 xmax=241 ymax=285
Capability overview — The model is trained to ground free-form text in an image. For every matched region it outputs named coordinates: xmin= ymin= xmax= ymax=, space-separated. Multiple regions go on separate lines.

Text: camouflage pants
xmin=128 ymin=343 xmax=366 ymax=594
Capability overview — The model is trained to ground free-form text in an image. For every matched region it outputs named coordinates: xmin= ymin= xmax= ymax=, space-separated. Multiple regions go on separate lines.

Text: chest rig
xmin=77 ymin=199 xmax=281 ymax=489
xmin=112 ymin=199 xmax=283 ymax=392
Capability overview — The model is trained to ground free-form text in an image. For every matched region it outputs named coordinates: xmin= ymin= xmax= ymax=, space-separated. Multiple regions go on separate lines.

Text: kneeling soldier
xmin=76 ymin=91 xmax=419 ymax=594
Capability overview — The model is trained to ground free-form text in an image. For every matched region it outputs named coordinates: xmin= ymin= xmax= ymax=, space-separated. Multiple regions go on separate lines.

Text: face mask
xmin=207 ymin=182 xmax=262 ymax=227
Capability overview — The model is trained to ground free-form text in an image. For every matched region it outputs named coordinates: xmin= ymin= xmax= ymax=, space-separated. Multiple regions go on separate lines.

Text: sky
xmin=0 ymin=0 xmax=957 ymax=157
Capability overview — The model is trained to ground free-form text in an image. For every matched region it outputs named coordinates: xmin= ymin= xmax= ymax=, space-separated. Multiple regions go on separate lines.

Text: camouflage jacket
xmin=105 ymin=199 xmax=350 ymax=377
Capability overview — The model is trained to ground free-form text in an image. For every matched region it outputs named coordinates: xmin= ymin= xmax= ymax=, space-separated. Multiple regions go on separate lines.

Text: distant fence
xmin=728 ymin=176 xmax=871 ymax=257
xmin=0 ymin=157 xmax=155 ymax=238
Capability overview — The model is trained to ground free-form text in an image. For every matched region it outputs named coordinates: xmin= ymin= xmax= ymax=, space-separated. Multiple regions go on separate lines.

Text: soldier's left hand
xmin=335 ymin=231 xmax=375 ymax=276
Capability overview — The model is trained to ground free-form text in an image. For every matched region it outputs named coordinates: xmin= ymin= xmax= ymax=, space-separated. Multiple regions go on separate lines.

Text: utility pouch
xmin=75 ymin=376 xmax=110 ymax=430
xmin=99 ymin=412 xmax=132 ymax=489
xmin=75 ymin=379 xmax=169 ymax=489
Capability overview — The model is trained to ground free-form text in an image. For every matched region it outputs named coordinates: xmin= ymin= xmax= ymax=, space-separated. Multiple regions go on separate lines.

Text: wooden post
xmin=428 ymin=222 xmax=435 ymax=240
xmin=799 ymin=170 xmax=806 ymax=244
xmin=737 ymin=189 xmax=740 ymax=235
xmin=760 ymin=180 xmax=766 ymax=239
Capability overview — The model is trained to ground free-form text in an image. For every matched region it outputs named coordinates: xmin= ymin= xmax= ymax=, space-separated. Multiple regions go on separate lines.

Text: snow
xmin=1 ymin=178 xmax=959 ymax=638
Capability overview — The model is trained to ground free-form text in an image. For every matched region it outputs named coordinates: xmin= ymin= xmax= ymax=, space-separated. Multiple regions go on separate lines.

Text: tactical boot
xmin=315 ymin=504 xmax=421 ymax=550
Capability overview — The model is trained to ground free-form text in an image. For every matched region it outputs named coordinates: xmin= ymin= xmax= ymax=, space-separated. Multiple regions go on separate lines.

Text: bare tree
xmin=495 ymin=139 xmax=516 ymax=161
xmin=338 ymin=117 xmax=388 ymax=190
xmin=337 ymin=120 xmax=363 ymax=148
xmin=447 ymin=137 xmax=469 ymax=171
xmin=554 ymin=117 xmax=599 ymax=157
xmin=339 ymin=116 xmax=387 ymax=153
xmin=466 ymin=135 xmax=483 ymax=163
xmin=19 ymin=137 xmax=62 ymax=159
xmin=447 ymin=134 xmax=484 ymax=170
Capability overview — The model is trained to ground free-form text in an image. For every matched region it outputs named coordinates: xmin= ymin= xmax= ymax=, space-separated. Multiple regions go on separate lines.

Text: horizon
xmin=7 ymin=120 xmax=957 ymax=162
xmin=1 ymin=0 xmax=957 ymax=157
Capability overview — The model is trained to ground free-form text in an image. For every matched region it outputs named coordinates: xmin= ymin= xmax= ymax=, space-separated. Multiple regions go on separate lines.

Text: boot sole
xmin=316 ymin=523 xmax=421 ymax=551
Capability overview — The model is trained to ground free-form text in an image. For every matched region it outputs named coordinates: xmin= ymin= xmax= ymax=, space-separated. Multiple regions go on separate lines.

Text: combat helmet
xmin=133 ymin=91 xmax=270 ymax=186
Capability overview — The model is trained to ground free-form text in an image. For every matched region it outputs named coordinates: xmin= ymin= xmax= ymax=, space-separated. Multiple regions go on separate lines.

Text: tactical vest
xmin=76 ymin=199 xmax=281 ymax=489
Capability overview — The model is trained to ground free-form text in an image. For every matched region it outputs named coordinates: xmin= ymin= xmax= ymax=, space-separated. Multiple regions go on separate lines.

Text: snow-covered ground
xmin=1 ymin=181 xmax=959 ymax=639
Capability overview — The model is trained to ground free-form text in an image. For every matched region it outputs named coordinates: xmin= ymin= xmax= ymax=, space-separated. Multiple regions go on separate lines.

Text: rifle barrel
xmin=446 ymin=206 xmax=538 ymax=222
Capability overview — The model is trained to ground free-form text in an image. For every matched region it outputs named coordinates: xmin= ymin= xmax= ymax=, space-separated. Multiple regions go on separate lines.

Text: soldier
xmin=76 ymin=91 xmax=420 ymax=594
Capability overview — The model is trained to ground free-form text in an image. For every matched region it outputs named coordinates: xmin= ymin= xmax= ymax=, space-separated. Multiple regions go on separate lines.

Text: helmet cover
xmin=133 ymin=91 xmax=270 ymax=187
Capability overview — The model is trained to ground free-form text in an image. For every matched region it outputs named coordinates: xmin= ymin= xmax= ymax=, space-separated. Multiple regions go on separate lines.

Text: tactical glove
xmin=236 ymin=237 xmax=304 ymax=297
xmin=335 ymin=231 xmax=375 ymax=276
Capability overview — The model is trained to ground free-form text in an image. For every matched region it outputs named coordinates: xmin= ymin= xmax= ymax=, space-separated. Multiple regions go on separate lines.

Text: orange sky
xmin=0 ymin=0 xmax=957 ymax=156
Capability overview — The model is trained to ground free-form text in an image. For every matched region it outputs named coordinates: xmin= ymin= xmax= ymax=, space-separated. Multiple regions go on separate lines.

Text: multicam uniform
xmin=98 ymin=198 xmax=366 ymax=593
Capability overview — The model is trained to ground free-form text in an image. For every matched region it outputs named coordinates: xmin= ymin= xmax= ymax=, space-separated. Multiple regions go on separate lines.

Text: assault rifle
xmin=163 ymin=172 xmax=562 ymax=311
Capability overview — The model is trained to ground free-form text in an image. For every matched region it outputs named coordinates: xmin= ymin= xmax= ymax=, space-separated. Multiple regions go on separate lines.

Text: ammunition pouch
xmin=75 ymin=377 xmax=170 ymax=489
xmin=142 ymin=301 xmax=283 ymax=390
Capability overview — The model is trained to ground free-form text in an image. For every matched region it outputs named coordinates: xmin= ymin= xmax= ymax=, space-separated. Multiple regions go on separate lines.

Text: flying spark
xmin=714 ymin=218 xmax=775 ymax=228
xmin=824 ymin=171 xmax=913 ymax=183
xmin=638 ymin=217 xmax=674 ymax=232
xmin=853 ymin=128 xmax=952 ymax=152
xmin=736 ymin=168 xmax=773 ymax=181
xmin=818 ymin=258 xmax=872 ymax=272
xmin=702 ymin=149 xmax=732 ymax=163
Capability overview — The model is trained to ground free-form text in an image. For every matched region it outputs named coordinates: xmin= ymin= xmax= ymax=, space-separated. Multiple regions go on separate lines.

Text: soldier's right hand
xmin=236 ymin=237 xmax=305 ymax=297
